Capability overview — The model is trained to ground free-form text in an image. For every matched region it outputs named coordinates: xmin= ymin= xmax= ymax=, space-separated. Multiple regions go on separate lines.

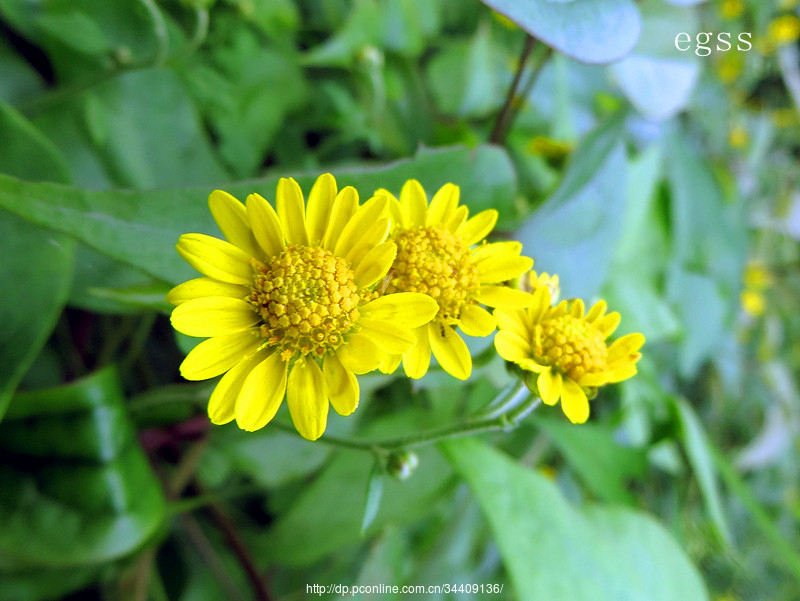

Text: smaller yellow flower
xmin=740 ymin=290 xmax=766 ymax=317
xmin=728 ymin=126 xmax=749 ymax=148
xmin=522 ymin=270 xmax=560 ymax=303
xmin=494 ymin=286 xmax=644 ymax=423
xmin=743 ymin=260 xmax=772 ymax=290
xmin=716 ymin=53 xmax=743 ymax=84
xmin=378 ymin=180 xmax=534 ymax=381
xmin=767 ymin=14 xmax=800 ymax=46
xmin=719 ymin=0 xmax=745 ymax=20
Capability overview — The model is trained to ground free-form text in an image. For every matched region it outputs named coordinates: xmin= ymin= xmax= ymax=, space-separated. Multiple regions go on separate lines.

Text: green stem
xmin=139 ymin=0 xmax=169 ymax=66
xmin=490 ymin=34 xmax=537 ymax=145
xmin=272 ymin=380 xmax=539 ymax=454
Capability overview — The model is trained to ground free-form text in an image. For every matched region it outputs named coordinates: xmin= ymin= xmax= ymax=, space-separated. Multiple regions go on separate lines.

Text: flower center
xmin=249 ymin=245 xmax=360 ymax=361
xmin=385 ymin=225 xmax=479 ymax=324
xmin=533 ymin=315 xmax=608 ymax=381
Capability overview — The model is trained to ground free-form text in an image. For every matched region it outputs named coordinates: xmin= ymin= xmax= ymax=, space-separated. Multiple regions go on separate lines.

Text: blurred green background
xmin=1 ymin=0 xmax=799 ymax=599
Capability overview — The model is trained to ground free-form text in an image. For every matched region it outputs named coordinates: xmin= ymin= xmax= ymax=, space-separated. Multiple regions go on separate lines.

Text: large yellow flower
xmin=167 ymin=174 xmax=438 ymax=440
xmin=494 ymin=283 xmax=644 ymax=423
xmin=377 ymin=180 xmax=534 ymax=380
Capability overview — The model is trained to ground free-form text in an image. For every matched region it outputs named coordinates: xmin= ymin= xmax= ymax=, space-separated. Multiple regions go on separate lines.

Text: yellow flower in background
xmin=715 ymin=53 xmax=744 ymax=84
xmin=167 ymin=174 xmax=438 ymax=440
xmin=719 ymin=0 xmax=745 ymax=20
xmin=377 ymin=180 xmax=534 ymax=380
xmin=494 ymin=285 xmax=644 ymax=423
xmin=740 ymin=260 xmax=771 ymax=317
xmin=522 ymin=270 xmax=560 ymax=303
xmin=728 ymin=126 xmax=749 ymax=148
xmin=767 ymin=14 xmax=800 ymax=46
xmin=740 ymin=291 xmax=766 ymax=316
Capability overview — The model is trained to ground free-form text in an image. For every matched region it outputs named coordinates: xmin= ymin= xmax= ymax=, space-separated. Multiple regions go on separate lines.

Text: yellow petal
xmin=400 ymin=179 xmax=427 ymax=227
xmin=208 ymin=350 xmax=267 ymax=425
xmin=403 ymin=325 xmax=430 ymax=379
xmin=323 ymin=354 xmax=359 ymax=416
xmin=338 ymin=332 xmax=383 ymax=374
xmin=455 ymin=209 xmax=498 ymax=246
xmin=585 ymin=300 xmax=607 ymax=324
xmin=472 ymin=241 xmax=522 ymax=263
xmin=494 ymin=307 xmax=529 ymax=340
xmin=171 ymin=297 xmax=260 ymax=337
xmin=529 ymin=286 xmax=552 ymax=323
xmin=360 ymin=292 xmax=439 ymax=327
xmin=477 ymin=255 xmax=534 ymax=284
xmin=518 ymin=358 xmax=548 ymax=373
xmin=287 ymin=359 xmax=328 ymax=440
xmin=234 ymin=352 xmax=287 ymax=431
xmin=383 ymin=193 xmax=404 ymax=230
xmin=604 ymin=362 xmax=639 ymax=383
xmin=577 ymin=372 xmax=609 ymax=387
xmin=459 ymin=304 xmax=496 ymax=337
xmin=208 ymin=190 xmax=259 ymax=257
xmin=561 ymin=378 xmax=589 ymax=423
xmin=358 ymin=317 xmax=416 ymax=354
xmin=166 ymin=277 xmax=249 ymax=306
xmin=322 ymin=187 xmax=358 ymax=251
xmin=246 ymin=193 xmax=286 ymax=259
xmin=276 ymin=177 xmax=309 ymax=246
xmin=607 ymin=333 xmax=645 ymax=361
xmin=353 ymin=240 xmax=396 ymax=288
xmin=344 ymin=217 xmax=390 ymax=264
xmin=473 ymin=285 xmax=535 ymax=308
xmin=428 ymin=320 xmax=471 ymax=380
xmin=176 ymin=233 xmax=253 ymax=285
xmin=569 ymin=298 xmax=585 ymax=318
xmin=596 ymin=312 xmax=621 ymax=337
xmin=537 ymin=368 xmax=562 ymax=406
xmin=179 ymin=331 xmax=260 ymax=381
xmin=446 ymin=204 xmax=469 ymax=233
xmin=379 ymin=353 xmax=402 ymax=374
xmin=494 ymin=330 xmax=530 ymax=362
xmin=426 ymin=183 xmax=459 ymax=226
xmin=306 ymin=173 xmax=337 ymax=244
xmin=333 ymin=195 xmax=389 ymax=258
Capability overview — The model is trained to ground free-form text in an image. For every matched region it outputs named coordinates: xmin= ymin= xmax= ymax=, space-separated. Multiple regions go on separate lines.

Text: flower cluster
xmin=168 ymin=174 xmax=643 ymax=438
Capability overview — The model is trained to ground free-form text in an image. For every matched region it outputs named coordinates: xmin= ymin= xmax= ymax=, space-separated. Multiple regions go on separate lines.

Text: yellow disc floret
xmin=386 ymin=225 xmax=479 ymax=325
xmin=249 ymin=245 xmax=361 ymax=360
xmin=533 ymin=315 xmax=608 ymax=382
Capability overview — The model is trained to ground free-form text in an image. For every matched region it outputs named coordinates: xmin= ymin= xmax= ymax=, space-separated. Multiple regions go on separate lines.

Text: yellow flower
xmin=494 ymin=286 xmax=644 ymax=423
xmin=767 ymin=14 xmax=800 ymax=46
xmin=728 ymin=126 xmax=749 ymax=148
xmin=740 ymin=290 xmax=766 ymax=317
xmin=719 ymin=0 xmax=745 ymax=20
xmin=522 ymin=270 xmax=560 ymax=303
xmin=376 ymin=180 xmax=534 ymax=380
xmin=743 ymin=260 xmax=771 ymax=290
xmin=716 ymin=53 xmax=743 ymax=84
xmin=167 ymin=174 xmax=438 ymax=440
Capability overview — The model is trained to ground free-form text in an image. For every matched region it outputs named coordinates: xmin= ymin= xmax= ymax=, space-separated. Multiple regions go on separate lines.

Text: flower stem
xmin=272 ymin=380 xmax=539 ymax=454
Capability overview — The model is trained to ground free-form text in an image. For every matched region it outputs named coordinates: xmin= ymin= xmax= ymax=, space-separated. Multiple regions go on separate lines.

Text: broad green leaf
xmin=478 ymin=0 xmax=641 ymax=64
xmin=0 ymin=102 xmax=74 ymax=422
xmin=609 ymin=0 xmax=699 ymax=120
xmin=442 ymin=438 xmax=709 ymax=601
xmin=517 ymin=112 xmax=627 ymax=299
xmin=0 ymin=37 xmax=44 ymax=104
xmin=0 ymin=566 xmax=98 ymax=601
xmin=426 ymin=21 xmax=505 ymax=118
xmin=671 ymin=397 xmax=733 ymax=545
xmin=0 ymin=144 xmax=516 ymax=285
xmin=0 ymin=367 xmax=166 ymax=567
xmin=532 ymin=416 xmax=647 ymax=505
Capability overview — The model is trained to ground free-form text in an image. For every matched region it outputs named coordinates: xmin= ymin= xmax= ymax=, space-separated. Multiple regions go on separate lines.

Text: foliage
xmin=1 ymin=0 xmax=799 ymax=599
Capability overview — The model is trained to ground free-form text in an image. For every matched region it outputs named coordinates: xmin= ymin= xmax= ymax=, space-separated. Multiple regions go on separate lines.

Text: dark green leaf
xmin=442 ymin=438 xmax=709 ymax=601
xmin=0 ymin=144 xmax=516 ymax=285
xmin=478 ymin=0 xmax=641 ymax=64
xmin=0 ymin=367 xmax=166 ymax=567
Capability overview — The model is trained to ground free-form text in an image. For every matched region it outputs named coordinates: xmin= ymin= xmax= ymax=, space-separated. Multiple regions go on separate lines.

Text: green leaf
xmin=0 ymin=366 xmax=166 ymax=567
xmin=0 ymin=144 xmax=516 ymax=285
xmin=0 ymin=566 xmax=98 ymax=601
xmin=609 ymin=0 xmax=699 ymax=121
xmin=361 ymin=462 xmax=385 ymax=534
xmin=442 ymin=438 xmax=709 ymax=601
xmin=426 ymin=20 xmax=505 ymax=118
xmin=517 ymin=112 xmax=627 ymax=299
xmin=671 ymin=397 xmax=733 ymax=545
xmin=532 ymin=416 xmax=647 ymax=505
xmin=478 ymin=0 xmax=641 ymax=64
xmin=301 ymin=0 xmax=381 ymax=67
xmin=0 ymin=101 xmax=74 ymax=422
